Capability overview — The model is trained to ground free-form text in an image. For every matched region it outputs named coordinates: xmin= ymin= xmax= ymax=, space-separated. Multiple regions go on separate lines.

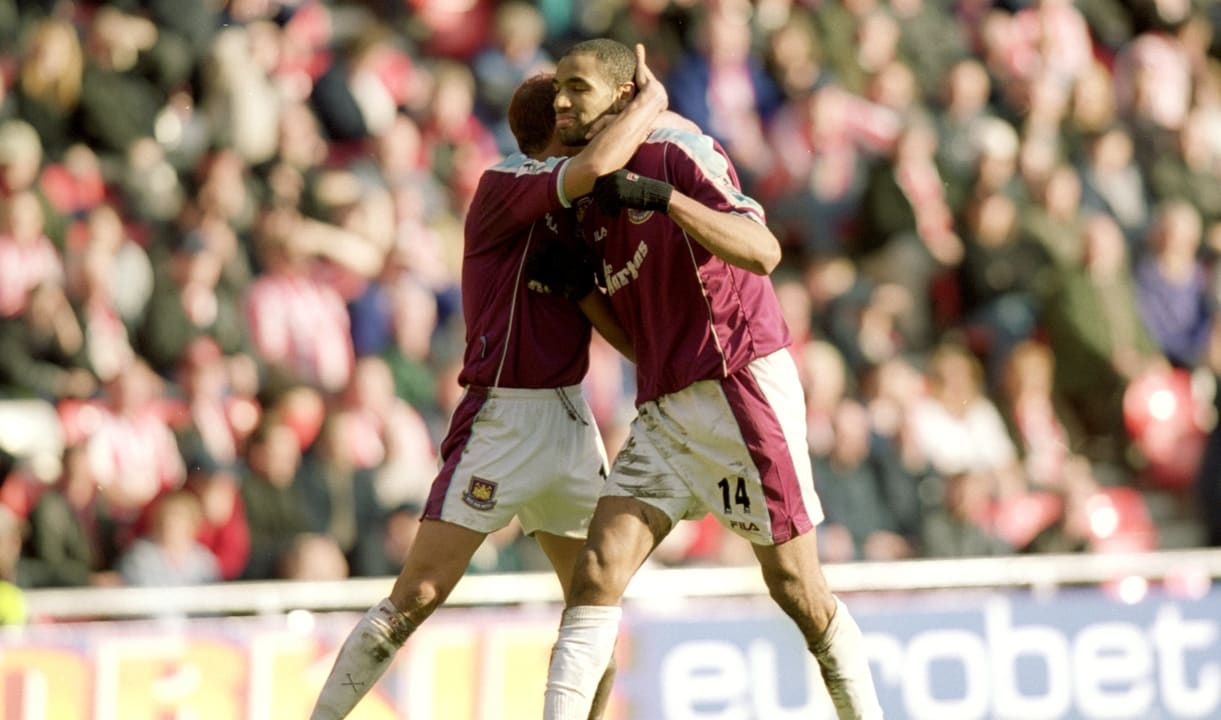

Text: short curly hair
xmin=563 ymin=38 xmax=636 ymax=88
xmin=508 ymin=73 xmax=557 ymax=156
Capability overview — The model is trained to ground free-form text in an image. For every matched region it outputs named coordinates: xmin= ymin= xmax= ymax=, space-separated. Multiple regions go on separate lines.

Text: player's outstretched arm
xmin=577 ymin=290 xmax=635 ymax=362
xmin=590 ymin=169 xmax=782 ymax=275
xmin=667 ymin=191 xmax=782 ymax=275
xmin=562 ymin=44 xmax=667 ymax=202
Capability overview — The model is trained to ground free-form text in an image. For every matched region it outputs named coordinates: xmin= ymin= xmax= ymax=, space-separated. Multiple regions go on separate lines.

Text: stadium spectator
xmin=117 ymin=489 xmax=219 ymax=587
xmin=0 ymin=190 xmax=62 ymax=320
xmin=999 ymin=340 xmax=1076 ymax=491
xmin=920 ymin=470 xmax=1014 ymax=558
xmin=910 ymin=341 xmax=1025 ymax=496
xmin=244 ymin=208 xmax=356 ymax=395
xmin=239 ymin=414 xmax=312 ymax=581
xmin=137 ymin=221 xmax=246 ymax=376
xmin=21 ymin=443 xmax=118 ymax=588
xmin=181 ymin=454 xmax=250 ymax=581
xmin=12 ymin=18 xmax=83 ymax=160
xmin=334 ymin=356 xmax=436 ymax=511
xmin=1135 ymin=200 xmax=1214 ymax=368
xmin=1043 ymin=213 xmax=1165 ymax=462
xmin=85 ymin=360 xmax=186 ymax=523
xmin=296 ymin=413 xmax=387 ymax=577
xmin=956 ymin=189 xmax=1052 ymax=384
xmin=811 ymin=398 xmax=916 ymax=562
xmin=1076 ymin=124 xmax=1153 ymax=251
xmin=666 ymin=0 xmax=782 ymax=186
xmin=0 ymin=281 xmax=94 ymax=401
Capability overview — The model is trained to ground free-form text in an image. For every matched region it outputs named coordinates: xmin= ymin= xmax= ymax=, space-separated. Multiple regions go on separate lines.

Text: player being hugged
xmin=543 ymin=38 xmax=884 ymax=720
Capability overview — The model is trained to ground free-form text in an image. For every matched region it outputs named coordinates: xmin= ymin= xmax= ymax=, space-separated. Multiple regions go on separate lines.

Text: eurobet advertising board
xmin=0 ymin=587 xmax=1218 ymax=719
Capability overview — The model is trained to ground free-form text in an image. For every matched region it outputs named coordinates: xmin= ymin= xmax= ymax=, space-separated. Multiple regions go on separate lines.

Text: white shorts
xmin=603 ymin=350 xmax=824 ymax=545
xmin=423 ymin=385 xmax=608 ymax=538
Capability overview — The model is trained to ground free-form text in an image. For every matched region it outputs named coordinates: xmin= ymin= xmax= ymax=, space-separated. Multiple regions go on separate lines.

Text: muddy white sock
xmin=310 ymin=598 xmax=415 ymax=720
xmin=812 ymin=597 xmax=883 ymax=720
xmin=544 ymin=605 xmax=622 ymax=719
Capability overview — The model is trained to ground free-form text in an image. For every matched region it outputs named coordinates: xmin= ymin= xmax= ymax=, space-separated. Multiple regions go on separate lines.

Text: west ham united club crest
xmin=627 ymin=208 xmax=654 ymax=224
xmin=462 ymin=477 xmax=498 ymax=510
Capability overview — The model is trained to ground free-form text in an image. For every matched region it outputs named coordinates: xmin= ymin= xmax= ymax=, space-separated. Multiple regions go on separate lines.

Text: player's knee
xmin=569 ymin=545 xmax=631 ymax=604
xmin=388 ymin=577 xmax=450 ymax=623
xmin=761 ymin=565 xmax=834 ymax=623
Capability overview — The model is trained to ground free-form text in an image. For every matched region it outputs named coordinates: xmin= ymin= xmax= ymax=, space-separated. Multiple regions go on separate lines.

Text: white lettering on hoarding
xmin=986 ymin=599 xmax=1070 ymax=718
xmin=902 ymin=629 xmax=989 ymax=718
xmin=1154 ymin=605 xmax=1221 ymax=717
xmin=661 ymin=641 xmax=750 ymax=719
xmin=655 ymin=598 xmax=1221 ymax=720
xmin=1073 ymin=623 xmax=1154 ymax=715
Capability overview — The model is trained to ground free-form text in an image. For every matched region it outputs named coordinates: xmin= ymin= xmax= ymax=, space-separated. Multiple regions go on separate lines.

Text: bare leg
xmin=754 ymin=531 xmax=882 ymax=719
xmin=310 ymin=520 xmax=487 ymax=720
xmin=544 ymin=497 xmax=671 ymax=720
xmin=536 ymin=532 xmax=620 ymax=720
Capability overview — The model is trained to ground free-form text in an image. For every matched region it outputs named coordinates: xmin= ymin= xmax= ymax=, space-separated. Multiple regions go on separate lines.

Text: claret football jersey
xmin=570 ymin=128 xmax=791 ymax=404
xmin=459 ymin=153 xmax=592 ymax=389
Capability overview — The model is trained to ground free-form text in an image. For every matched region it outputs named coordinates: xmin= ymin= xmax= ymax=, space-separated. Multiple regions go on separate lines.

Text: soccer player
xmin=308 ymin=47 xmax=668 ymax=720
xmin=542 ymin=39 xmax=884 ymax=719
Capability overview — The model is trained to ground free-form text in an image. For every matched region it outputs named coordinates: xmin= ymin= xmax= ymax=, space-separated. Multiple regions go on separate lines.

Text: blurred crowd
xmin=1 ymin=0 xmax=1220 ymax=620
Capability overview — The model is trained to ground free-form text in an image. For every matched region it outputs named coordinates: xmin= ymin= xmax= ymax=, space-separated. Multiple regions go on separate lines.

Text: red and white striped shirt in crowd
xmin=244 ymin=273 xmax=354 ymax=392
xmin=85 ymin=407 xmax=187 ymax=518
xmin=1011 ymin=1 xmax=1093 ymax=86
xmin=0 ymin=232 xmax=63 ymax=318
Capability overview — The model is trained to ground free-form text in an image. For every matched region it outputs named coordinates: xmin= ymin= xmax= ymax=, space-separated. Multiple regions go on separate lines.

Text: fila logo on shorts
xmin=463 ymin=477 xmax=499 ymax=510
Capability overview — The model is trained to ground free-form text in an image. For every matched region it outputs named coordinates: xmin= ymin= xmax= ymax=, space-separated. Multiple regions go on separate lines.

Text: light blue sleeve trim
xmin=556 ymin=158 xmax=573 ymax=208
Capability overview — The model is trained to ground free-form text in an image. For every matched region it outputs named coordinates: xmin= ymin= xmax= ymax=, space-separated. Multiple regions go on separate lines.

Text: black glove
xmin=526 ymin=238 xmax=599 ymax=300
xmin=591 ymin=169 xmax=673 ymax=215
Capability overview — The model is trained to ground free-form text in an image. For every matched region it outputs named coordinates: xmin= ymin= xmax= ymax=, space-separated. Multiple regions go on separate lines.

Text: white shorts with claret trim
xmin=603 ymin=350 xmax=824 ymax=545
xmin=423 ymin=385 xmax=608 ymax=538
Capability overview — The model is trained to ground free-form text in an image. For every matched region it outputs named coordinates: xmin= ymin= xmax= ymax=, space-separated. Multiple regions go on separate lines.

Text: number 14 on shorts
xmin=717 ymin=476 xmax=751 ymax=514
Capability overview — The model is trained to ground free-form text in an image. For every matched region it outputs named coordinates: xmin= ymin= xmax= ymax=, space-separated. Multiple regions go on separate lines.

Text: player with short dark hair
xmin=542 ymin=39 xmax=884 ymax=720
xmin=308 ymin=47 xmax=668 ymax=720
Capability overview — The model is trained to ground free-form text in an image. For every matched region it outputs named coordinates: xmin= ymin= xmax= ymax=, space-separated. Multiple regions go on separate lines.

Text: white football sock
xmin=544 ymin=605 xmax=623 ymax=720
xmin=310 ymin=598 xmax=415 ymax=720
xmin=812 ymin=597 xmax=884 ymax=719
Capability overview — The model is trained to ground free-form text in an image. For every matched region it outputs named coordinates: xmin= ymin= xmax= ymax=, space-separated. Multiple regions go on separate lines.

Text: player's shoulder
xmin=487 ymin=152 xmax=566 ymax=178
xmin=646 ymin=127 xmax=714 ymax=153
xmin=645 ymin=128 xmax=731 ymax=178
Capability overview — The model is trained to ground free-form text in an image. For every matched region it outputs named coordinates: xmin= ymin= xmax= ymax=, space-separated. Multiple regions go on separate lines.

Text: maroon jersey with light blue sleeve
xmin=570 ymin=128 xmax=791 ymax=404
xmin=459 ymin=153 xmax=592 ymax=389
